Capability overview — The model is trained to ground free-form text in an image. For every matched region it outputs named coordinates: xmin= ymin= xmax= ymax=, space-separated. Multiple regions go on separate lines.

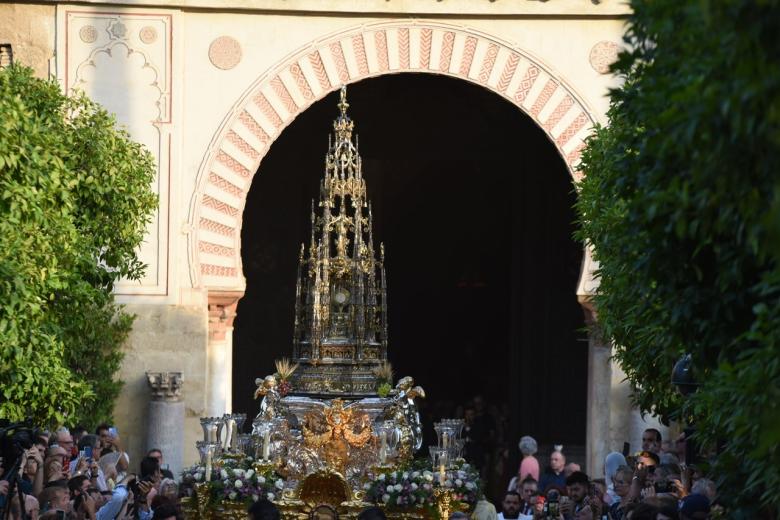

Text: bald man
xmin=538 ymin=451 xmax=567 ymax=493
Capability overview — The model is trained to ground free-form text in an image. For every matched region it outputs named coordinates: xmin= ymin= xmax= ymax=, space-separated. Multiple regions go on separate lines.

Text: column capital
xmin=146 ymin=371 xmax=184 ymax=401
xmin=208 ymin=290 xmax=244 ymax=341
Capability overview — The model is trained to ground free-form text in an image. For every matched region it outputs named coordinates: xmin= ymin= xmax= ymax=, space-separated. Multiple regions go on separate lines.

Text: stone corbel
xmin=146 ymin=371 xmax=184 ymax=402
xmin=208 ymin=290 xmax=244 ymax=341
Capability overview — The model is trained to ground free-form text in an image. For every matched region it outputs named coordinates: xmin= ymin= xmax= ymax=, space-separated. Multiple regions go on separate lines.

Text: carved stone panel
xmin=61 ymin=9 xmax=173 ymax=295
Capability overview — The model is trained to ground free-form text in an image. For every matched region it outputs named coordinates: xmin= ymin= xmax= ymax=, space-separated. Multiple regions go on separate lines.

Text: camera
xmin=546 ymin=489 xmax=560 ymax=518
xmin=654 ymin=480 xmax=673 ymax=493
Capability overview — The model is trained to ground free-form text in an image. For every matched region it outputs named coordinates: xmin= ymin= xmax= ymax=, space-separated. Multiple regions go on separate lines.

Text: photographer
xmin=70 ymin=435 xmax=105 ymax=492
xmin=94 ymin=427 xmax=128 ymax=475
xmin=627 ymin=451 xmax=660 ymax=503
xmin=560 ymin=472 xmax=595 ymax=520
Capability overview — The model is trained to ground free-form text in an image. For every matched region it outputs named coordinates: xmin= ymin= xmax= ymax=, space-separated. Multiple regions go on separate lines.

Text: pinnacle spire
xmin=291 ymin=85 xmax=388 ymax=397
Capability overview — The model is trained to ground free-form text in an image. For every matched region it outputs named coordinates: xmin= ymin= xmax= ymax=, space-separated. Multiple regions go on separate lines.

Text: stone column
xmin=146 ymin=372 xmax=184 ymax=477
xmin=207 ymin=291 xmax=243 ymax=417
xmin=581 ymin=300 xmax=612 ymax=480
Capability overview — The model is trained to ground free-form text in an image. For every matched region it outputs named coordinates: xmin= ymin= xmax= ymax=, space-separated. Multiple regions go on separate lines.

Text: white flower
xmin=444 ymin=479 xmax=453 ymax=488
xmin=395 ymin=496 xmax=404 ymax=506
xmin=411 ymin=471 xmax=420 ymax=478
xmin=410 ymin=483 xmax=418 ymax=491
xmin=194 ymin=472 xmax=203 ymax=481
xmin=382 ymin=494 xmax=391 ymax=504
xmin=235 ymin=479 xmax=244 ymax=488
xmin=258 ymin=476 xmax=266 ymax=484
xmin=253 ymin=494 xmax=260 ymax=502
xmin=378 ymin=474 xmax=385 ymax=481
xmin=455 ymin=479 xmax=463 ymax=487
xmin=363 ymin=483 xmax=371 ymax=490
xmin=220 ymin=469 xmax=228 ymax=480
xmin=423 ymin=473 xmax=433 ymax=482
xmin=409 ymin=496 xmax=416 ymax=504
xmin=267 ymin=493 xmax=275 ymax=501
xmin=402 ymin=471 xmax=409 ymax=480
xmin=245 ymin=469 xmax=255 ymax=479
xmin=229 ymin=492 xmax=237 ymax=500
xmin=275 ymin=479 xmax=284 ymax=490
xmin=394 ymin=484 xmax=403 ymax=492
xmin=466 ymin=482 xmax=475 ymax=490
xmin=233 ymin=468 xmax=244 ymax=477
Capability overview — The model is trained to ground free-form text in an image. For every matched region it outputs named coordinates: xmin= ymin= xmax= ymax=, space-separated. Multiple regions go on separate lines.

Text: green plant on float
xmin=574 ymin=0 xmax=780 ymax=516
xmin=0 ymin=65 xmax=157 ymax=428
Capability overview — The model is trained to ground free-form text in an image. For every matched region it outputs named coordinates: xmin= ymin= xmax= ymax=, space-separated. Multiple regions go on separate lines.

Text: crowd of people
xmin=0 ymin=415 xmax=717 ymax=520
xmin=0 ymin=425 xmax=181 ymax=520
xmin=484 ymin=429 xmax=717 ymax=520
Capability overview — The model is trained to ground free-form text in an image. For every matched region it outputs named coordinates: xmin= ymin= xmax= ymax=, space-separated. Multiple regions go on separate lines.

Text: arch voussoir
xmin=191 ymin=20 xmax=596 ymax=291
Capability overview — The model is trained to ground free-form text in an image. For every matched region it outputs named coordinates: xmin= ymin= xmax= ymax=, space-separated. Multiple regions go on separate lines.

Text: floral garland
xmin=181 ymin=457 xmax=285 ymax=505
xmin=364 ymin=460 xmax=482 ymax=511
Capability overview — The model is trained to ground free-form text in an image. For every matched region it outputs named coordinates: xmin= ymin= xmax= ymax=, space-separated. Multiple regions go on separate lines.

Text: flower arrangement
xmin=181 ymin=457 xmax=285 ymax=506
xmin=364 ymin=460 xmax=481 ymax=514
xmin=274 ymin=358 xmax=299 ymax=397
xmin=372 ymin=361 xmax=394 ymax=398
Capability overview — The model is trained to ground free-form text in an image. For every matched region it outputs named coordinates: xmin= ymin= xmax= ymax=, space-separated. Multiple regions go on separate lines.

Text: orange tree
xmin=0 ymin=66 xmax=156 ymax=427
xmin=576 ymin=0 xmax=780 ymax=515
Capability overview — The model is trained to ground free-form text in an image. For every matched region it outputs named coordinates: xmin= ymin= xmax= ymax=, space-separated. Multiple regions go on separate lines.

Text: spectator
xmin=473 ymin=498 xmax=498 ymax=520
xmin=608 ymin=465 xmax=633 ymax=520
xmin=690 ymin=478 xmax=716 ymax=504
xmin=43 ymin=446 xmax=69 ymax=483
xmin=139 ymin=456 xmax=162 ymax=485
xmin=604 ymin=451 xmax=627 ymax=505
xmin=497 ymin=491 xmax=521 ymax=520
xmin=95 ymin=425 xmax=129 ymax=474
xmin=641 ymin=428 xmax=662 ymax=454
xmin=561 ymin=471 xmax=589 ymax=520
xmin=539 ymin=449 xmax=566 ymax=493
xmin=38 ymin=482 xmax=69 ymax=515
xmin=517 ymin=477 xmax=537 ymax=516
xmin=159 ymin=478 xmax=179 ymax=501
xmin=146 ymin=449 xmax=174 ymax=480
xmin=517 ymin=436 xmax=540 ymax=482
xmin=152 ymin=501 xmax=179 ymax=520
xmin=51 ymin=428 xmax=74 ymax=461
xmin=678 ymin=494 xmax=710 ymax=520
xmin=71 ymin=434 xmax=106 ymax=491
xmin=563 ymin=463 xmax=581 ymax=478
xmin=71 ymin=426 xmax=87 ymax=446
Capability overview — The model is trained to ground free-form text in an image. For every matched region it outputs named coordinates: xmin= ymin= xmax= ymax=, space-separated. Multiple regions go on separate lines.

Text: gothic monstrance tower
xmin=290 ymin=86 xmax=388 ymax=397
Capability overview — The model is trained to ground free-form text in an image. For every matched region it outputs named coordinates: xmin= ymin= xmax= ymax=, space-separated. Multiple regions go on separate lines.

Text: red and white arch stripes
xmin=195 ymin=22 xmax=595 ymax=289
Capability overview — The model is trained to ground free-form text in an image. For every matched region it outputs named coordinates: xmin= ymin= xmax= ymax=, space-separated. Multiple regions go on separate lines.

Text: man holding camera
xmin=560 ymin=471 xmax=589 ymax=520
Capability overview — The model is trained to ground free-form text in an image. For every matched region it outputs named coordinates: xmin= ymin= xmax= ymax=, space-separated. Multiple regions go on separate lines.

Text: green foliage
xmin=0 ymin=65 xmax=157 ymax=427
xmin=575 ymin=0 xmax=780 ymax=514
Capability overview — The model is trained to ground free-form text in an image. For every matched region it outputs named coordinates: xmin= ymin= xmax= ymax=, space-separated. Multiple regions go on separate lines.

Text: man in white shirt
xmin=497 ymin=491 xmax=532 ymax=520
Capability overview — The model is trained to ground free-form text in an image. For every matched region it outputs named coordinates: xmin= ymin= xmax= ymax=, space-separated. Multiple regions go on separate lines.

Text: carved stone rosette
xmin=146 ymin=371 xmax=184 ymax=401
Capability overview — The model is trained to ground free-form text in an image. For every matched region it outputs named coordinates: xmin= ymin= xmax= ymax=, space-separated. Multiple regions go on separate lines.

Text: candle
xmin=442 ymin=432 xmax=449 ymax=450
xmin=208 ymin=424 xmax=218 ymax=443
xmin=224 ymin=419 xmax=235 ymax=451
xmin=205 ymin=448 xmax=213 ymax=482
xmin=438 ymin=463 xmax=446 ymax=486
xmin=262 ymin=430 xmax=271 ymax=460
xmin=379 ymin=431 xmax=388 ymax=464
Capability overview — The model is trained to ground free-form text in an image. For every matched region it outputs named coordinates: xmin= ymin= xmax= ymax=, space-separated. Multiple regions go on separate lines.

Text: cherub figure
xmin=254 ymin=374 xmax=281 ymax=421
xmin=391 ymin=376 xmax=425 ymax=458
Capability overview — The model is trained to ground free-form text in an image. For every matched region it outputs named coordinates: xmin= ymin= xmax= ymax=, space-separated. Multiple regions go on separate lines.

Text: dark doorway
xmin=233 ymin=74 xmax=586 ymax=496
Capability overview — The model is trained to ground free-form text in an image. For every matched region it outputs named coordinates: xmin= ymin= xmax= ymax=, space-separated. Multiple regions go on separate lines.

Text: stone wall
xmin=0 ymin=3 xmax=55 ymax=77
xmin=113 ymin=304 xmax=208 ymax=471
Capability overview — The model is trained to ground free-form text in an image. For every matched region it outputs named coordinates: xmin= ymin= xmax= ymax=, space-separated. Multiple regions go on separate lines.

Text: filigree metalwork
xmin=292 ymin=86 xmax=388 ymax=397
